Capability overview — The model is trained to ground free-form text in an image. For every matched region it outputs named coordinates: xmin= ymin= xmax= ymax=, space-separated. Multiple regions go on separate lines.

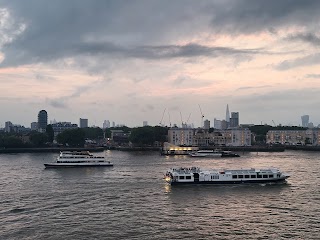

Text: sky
xmin=1 ymin=0 xmax=320 ymax=128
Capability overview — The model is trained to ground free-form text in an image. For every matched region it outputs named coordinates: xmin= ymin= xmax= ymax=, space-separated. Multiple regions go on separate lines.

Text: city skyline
xmin=1 ymin=1 xmax=320 ymax=127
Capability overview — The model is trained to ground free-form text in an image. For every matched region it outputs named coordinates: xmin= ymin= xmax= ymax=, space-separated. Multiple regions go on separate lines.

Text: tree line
xmin=0 ymin=125 xmax=168 ymax=148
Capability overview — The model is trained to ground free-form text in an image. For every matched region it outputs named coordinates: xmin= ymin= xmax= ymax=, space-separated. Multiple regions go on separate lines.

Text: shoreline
xmin=1 ymin=145 xmax=320 ymax=154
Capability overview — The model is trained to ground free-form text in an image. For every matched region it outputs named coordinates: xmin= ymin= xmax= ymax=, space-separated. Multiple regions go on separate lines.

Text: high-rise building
xmin=226 ymin=104 xmax=230 ymax=123
xmin=79 ymin=118 xmax=88 ymax=128
xmin=204 ymin=119 xmax=210 ymax=130
xmin=103 ymin=120 xmax=110 ymax=129
xmin=214 ymin=118 xmax=222 ymax=130
xmin=38 ymin=110 xmax=48 ymax=132
xmin=230 ymin=112 xmax=239 ymax=128
xmin=143 ymin=121 xmax=148 ymax=127
xmin=301 ymin=115 xmax=309 ymax=127
xmin=5 ymin=121 xmax=13 ymax=132
xmin=31 ymin=122 xmax=38 ymax=131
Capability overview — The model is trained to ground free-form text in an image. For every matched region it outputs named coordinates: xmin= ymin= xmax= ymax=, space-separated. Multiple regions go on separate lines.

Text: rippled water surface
xmin=0 ymin=150 xmax=320 ymax=239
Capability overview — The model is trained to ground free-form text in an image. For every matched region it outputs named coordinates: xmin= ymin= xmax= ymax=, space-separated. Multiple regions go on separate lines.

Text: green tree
xmin=82 ymin=127 xmax=104 ymax=140
xmin=129 ymin=126 xmax=155 ymax=146
xmin=56 ymin=128 xmax=85 ymax=147
xmin=29 ymin=131 xmax=48 ymax=146
xmin=129 ymin=126 xmax=168 ymax=146
xmin=0 ymin=135 xmax=24 ymax=148
xmin=46 ymin=124 xmax=54 ymax=143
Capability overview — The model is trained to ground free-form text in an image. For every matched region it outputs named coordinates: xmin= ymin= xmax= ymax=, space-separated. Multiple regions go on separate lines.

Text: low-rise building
xmin=266 ymin=130 xmax=308 ymax=145
xmin=168 ymin=127 xmax=194 ymax=146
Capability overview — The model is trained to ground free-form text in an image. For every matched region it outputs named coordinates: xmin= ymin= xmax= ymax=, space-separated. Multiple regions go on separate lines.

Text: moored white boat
xmin=44 ymin=151 xmax=113 ymax=168
xmin=189 ymin=149 xmax=240 ymax=158
xmin=165 ymin=167 xmax=290 ymax=185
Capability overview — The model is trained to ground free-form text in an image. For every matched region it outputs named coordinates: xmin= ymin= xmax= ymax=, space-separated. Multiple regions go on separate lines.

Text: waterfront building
xmin=225 ymin=128 xmax=251 ymax=146
xmin=51 ymin=122 xmax=78 ymax=137
xmin=38 ymin=110 xmax=48 ymax=132
xmin=301 ymin=115 xmax=309 ymax=127
xmin=193 ymin=128 xmax=210 ymax=146
xmin=110 ymin=130 xmax=129 ymax=145
xmin=266 ymin=130 xmax=307 ymax=145
xmin=168 ymin=127 xmax=194 ymax=146
xmin=79 ymin=118 xmax=88 ymax=128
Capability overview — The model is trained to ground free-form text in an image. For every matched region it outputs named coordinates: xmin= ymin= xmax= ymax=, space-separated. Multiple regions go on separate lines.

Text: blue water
xmin=0 ymin=150 xmax=319 ymax=239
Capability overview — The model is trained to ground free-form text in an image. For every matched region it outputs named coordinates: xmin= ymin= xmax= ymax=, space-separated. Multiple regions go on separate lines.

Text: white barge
xmin=165 ymin=167 xmax=290 ymax=185
xmin=189 ymin=150 xmax=240 ymax=158
xmin=44 ymin=151 xmax=113 ymax=168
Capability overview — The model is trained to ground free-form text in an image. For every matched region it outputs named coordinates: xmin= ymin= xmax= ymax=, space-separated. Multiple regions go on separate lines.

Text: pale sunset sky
xmin=1 ymin=0 xmax=320 ymax=128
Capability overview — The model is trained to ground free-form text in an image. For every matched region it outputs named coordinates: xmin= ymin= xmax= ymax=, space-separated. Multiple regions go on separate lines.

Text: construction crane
xmin=272 ymin=120 xmax=276 ymax=127
xmin=180 ymin=111 xmax=184 ymax=127
xmin=186 ymin=113 xmax=191 ymax=125
xmin=198 ymin=104 xmax=204 ymax=128
xmin=159 ymin=108 xmax=166 ymax=126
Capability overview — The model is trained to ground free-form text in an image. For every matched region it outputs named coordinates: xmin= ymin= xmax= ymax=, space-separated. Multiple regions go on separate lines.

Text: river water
xmin=0 ymin=150 xmax=319 ymax=239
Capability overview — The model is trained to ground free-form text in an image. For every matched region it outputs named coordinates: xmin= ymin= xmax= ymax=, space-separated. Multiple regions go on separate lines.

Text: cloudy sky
xmin=1 ymin=0 xmax=320 ymax=128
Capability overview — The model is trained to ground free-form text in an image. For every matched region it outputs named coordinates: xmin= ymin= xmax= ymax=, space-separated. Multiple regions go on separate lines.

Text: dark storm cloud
xmin=209 ymin=0 xmax=320 ymax=34
xmin=285 ymin=33 xmax=320 ymax=46
xmin=1 ymin=0 xmax=320 ymax=68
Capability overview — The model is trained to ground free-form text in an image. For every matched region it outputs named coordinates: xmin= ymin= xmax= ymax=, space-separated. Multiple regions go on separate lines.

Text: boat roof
xmin=169 ymin=167 xmax=280 ymax=174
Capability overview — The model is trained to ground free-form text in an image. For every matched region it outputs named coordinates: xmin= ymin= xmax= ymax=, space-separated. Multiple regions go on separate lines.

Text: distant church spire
xmin=226 ymin=104 xmax=230 ymax=122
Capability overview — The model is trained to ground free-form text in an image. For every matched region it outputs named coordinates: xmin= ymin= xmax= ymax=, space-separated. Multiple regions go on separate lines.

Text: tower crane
xmin=159 ymin=108 xmax=166 ymax=126
xmin=198 ymin=104 xmax=204 ymax=128
xmin=272 ymin=120 xmax=276 ymax=127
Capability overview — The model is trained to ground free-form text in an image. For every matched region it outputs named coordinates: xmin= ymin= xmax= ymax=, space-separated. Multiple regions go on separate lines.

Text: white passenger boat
xmin=165 ymin=167 xmax=290 ymax=185
xmin=44 ymin=151 xmax=113 ymax=168
xmin=189 ymin=149 xmax=240 ymax=158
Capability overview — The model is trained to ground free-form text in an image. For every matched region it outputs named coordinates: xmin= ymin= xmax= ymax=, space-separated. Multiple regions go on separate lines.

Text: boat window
xmin=238 ymin=175 xmax=243 ymax=178
xmin=269 ymin=174 xmax=274 ymax=178
xmin=186 ymin=176 xmax=191 ymax=179
xmin=232 ymin=175 xmax=237 ymax=179
xmin=277 ymin=174 xmax=281 ymax=178
xmin=257 ymin=174 xmax=262 ymax=178
xmin=179 ymin=176 xmax=185 ymax=179
xmin=263 ymin=175 xmax=268 ymax=178
xmin=245 ymin=175 xmax=250 ymax=178
xmin=250 ymin=175 xmax=256 ymax=178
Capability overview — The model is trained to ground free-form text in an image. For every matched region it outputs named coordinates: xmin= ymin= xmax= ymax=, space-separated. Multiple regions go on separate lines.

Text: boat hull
xmin=44 ymin=163 xmax=113 ymax=168
xmin=169 ymin=178 xmax=288 ymax=185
